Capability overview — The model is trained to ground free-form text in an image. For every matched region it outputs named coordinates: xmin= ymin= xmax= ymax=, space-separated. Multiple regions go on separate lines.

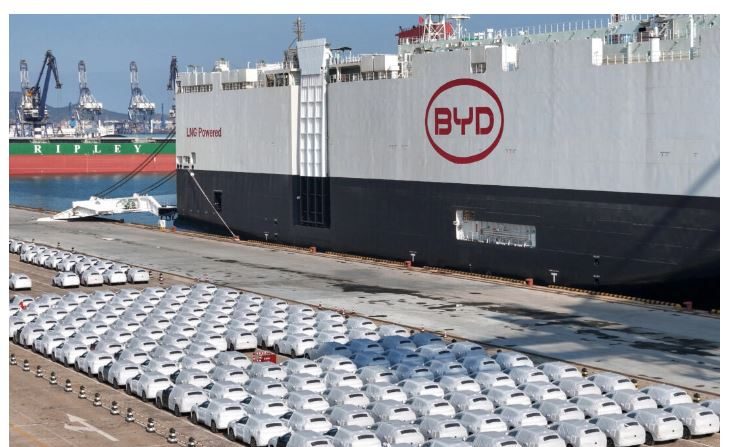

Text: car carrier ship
xmin=174 ymin=14 xmax=720 ymax=308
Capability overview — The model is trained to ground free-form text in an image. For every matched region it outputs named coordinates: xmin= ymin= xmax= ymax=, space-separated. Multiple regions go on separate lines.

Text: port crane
xmin=19 ymin=50 xmax=62 ymax=127
xmin=128 ymin=61 xmax=156 ymax=133
xmin=76 ymin=60 xmax=103 ymax=123
xmin=167 ymin=56 xmax=178 ymax=126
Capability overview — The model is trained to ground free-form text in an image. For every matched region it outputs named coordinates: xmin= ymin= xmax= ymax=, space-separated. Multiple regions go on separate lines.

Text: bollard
xmin=187 ymin=437 xmax=196 ymax=447
xmin=93 ymin=393 xmax=102 ymax=407
xmin=49 ymin=371 xmax=57 ymax=385
xmin=110 ymin=400 xmax=120 ymax=415
xmin=78 ymin=385 xmax=87 ymax=399
xmin=35 ymin=366 xmax=43 ymax=378
xmin=125 ymin=407 xmax=135 ymax=423
xmin=146 ymin=417 xmax=156 ymax=433
xmin=581 ymin=367 xmax=589 ymax=378
xmin=10 ymin=353 xmax=16 ymax=365
xmin=64 ymin=379 xmax=73 ymax=392
xmin=693 ymin=393 xmax=701 ymax=403
xmin=22 ymin=359 xmax=30 ymax=371
xmin=166 ymin=428 xmax=178 ymax=444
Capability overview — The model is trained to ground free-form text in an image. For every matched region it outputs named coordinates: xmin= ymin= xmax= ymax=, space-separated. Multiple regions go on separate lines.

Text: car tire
xmin=291 ymin=350 xmax=296 ymax=357
xmin=113 ymin=379 xmax=118 ymax=388
xmin=142 ymin=391 xmax=147 ymax=401
xmin=644 ymin=432 xmax=654 ymax=446
xmin=155 ymin=397 xmax=162 ymax=409
xmin=191 ymin=413 xmax=198 ymax=424
xmin=274 ymin=345 xmax=280 ymax=355
xmin=174 ymin=405 xmax=181 ymax=417
xmin=227 ymin=428 xmax=235 ymax=441
xmin=251 ymin=437 xmax=257 ymax=447
xmin=606 ymin=438 xmax=614 ymax=447
xmin=683 ymin=426 xmax=691 ymax=439
xmin=210 ymin=421 xmax=218 ymax=433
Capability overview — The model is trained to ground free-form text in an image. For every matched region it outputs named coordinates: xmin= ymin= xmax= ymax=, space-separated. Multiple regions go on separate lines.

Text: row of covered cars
xmin=10 ymin=239 xmax=150 ymax=287
xmin=7 ymin=276 xmax=719 ymax=447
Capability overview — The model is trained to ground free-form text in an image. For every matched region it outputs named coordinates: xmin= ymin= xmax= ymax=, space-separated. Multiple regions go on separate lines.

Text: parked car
xmin=171 ymin=369 xmax=212 ymax=388
xmin=53 ymin=341 xmax=89 ymax=366
xmin=326 ymin=405 xmax=376 ymax=428
xmin=214 ymin=351 xmax=252 ymax=370
xmin=608 ymin=390 xmax=658 ymax=413
xmin=127 ymin=371 xmax=173 ymax=400
xmin=52 ymin=272 xmax=80 ymax=288
xmin=439 ymin=375 xmax=482 ymax=394
xmin=287 ymin=391 xmax=330 ymax=413
xmin=466 ymin=432 xmax=521 ymax=447
xmin=517 ymin=383 xmax=566 ymax=403
xmin=506 ymin=367 xmax=550 ymax=386
xmin=280 ymin=410 xmax=332 ymax=433
xmin=249 ymin=363 xmax=287 ymax=381
xmin=357 ymin=365 xmax=398 ymax=384
xmin=419 ymin=415 xmax=469 ymax=440
xmin=245 ymin=377 xmax=289 ymax=398
xmin=156 ymin=383 xmax=208 ymax=416
xmin=103 ymin=360 xmax=141 ymax=387
xmin=447 ymin=341 xmax=486 ymax=361
xmin=367 ymin=400 xmax=418 ymax=423
xmin=227 ymin=414 xmax=290 ymax=446
xmin=587 ymin=372 xmax=637 ymax=394
xmin=276 ymin=334 xmax=318 ymax=357
xmin=550 ymin=420 xmax=606 ymax=447
xmin=393 ymin=364 xmax=434 ymax=381
xmin=9 ymin=273 xmax=32 ymax=290
xmin=204 ymin=381 xmax=248 ymax=401
xmin=533 ymin=400 xmax=585 ymax=423
xmin=191 ymin=398 xmax=247 ymax=432
xmin=474 ymin=372 xmax=516 ymax=390
xmin=324 ymin=371 xmax=364 ymax=390
xmin=283 ymin=358 xmax=323 ymax=377
xmin=463 ymin=356 xmax=501 ymax=376
xmin=210 ymin=365 xmax=249 ymax=385
xmin=127 ymin=268 xmax=150 ymax=283
xmin=555 ymin=377 xmax=602 ymax=398
xmin=568 ymin=396 xmax=622 ymax=418
xmin=242 ymin=395 xmax=291 ymax=417
xmin=588 ymin=414 xmax=645 ymax=447
xmin=639 ymin=385 xmax=692 ymax=408
xmin=256 ymin=325 xmax=288 ymax=348
xmin=80 ymin=270 xmax=104 ymax=286
xmin=507 ymin=426 xmax=565 ymax=447
xmin=401 ymin=378 xmax=445 ymax=398
xmin=456 ymin=410 xmax=508 ymax=434
xmin=448 ymin=392 xmax=494 ymax=413
xmin=626 ymin=409 xmax=683 ymax=444
xmin=225 ymin=329 xmax=258 ymax=351
xmin=316 ymin=355 xmax=357 ymax=373
xmin=493 ymin=405 xmax=547 ymax=429
xmin=268 ymin=431 xmax=333 ymax=447
xmin=484 ymin=387 xmax=532 ymax=407
xmin=700 ymin=399 xmax=720 ymax=416
xmin=408 ymin=396 xmax=456 ymax=417
xmin=285 ymin=374 xmax=327 ymax=394
xmin=326 ymin=387 xmax=371 ymax=408
xmin=492 ymin=352 xmax=534 ymax=370
xmin=663 ymin=403 xmax=719 ymax=437
xmin=363 ymin=383 xmax=408 ymax=403
xmin=325 ymin=426 xmax=381 ymax=447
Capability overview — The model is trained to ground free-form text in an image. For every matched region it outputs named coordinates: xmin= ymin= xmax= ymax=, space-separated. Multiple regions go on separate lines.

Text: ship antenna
xmin=294 ymin=17 xmax=305 ymax=42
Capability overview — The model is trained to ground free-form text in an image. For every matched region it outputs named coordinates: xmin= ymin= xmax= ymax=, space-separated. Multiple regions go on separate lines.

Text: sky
xmin=9 ymin=14 xmax=609 ymax=114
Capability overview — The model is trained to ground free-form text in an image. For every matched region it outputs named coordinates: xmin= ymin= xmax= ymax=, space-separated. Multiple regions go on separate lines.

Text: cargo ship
xmin=9 ymin=136 xmax=176 ymax=175
xmin=175 ymin=14 xmax=720 ymax=308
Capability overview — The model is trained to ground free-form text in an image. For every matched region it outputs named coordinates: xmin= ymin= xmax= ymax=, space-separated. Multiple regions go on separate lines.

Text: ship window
xmin=295 ymin=176 xmax=330 ymax=228
xmin=213 ymin=190 xmax=223 ymax=212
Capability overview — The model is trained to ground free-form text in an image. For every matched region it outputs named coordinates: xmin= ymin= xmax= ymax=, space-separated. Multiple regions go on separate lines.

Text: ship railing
xmin=491 ymin=15 xmax=651 ymax=39
xmin=598 ymin=48 xmax=697 ymax=65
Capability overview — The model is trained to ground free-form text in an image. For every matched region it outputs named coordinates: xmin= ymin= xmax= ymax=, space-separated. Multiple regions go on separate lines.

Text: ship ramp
xmin=37 ymin=193 xmax=177 ymax=228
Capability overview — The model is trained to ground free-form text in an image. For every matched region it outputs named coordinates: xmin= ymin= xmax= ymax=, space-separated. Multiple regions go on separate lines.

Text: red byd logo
xmin=425 ymin=78 xmax=504 ymax=164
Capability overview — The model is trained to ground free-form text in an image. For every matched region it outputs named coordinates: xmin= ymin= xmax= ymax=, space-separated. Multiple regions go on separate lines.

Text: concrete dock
xmin=9 ymin=207 xmax=719 ymax=393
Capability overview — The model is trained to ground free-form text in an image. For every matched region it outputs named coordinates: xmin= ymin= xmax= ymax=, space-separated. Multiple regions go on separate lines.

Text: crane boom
xmin=21 ymin=50 xmax=62 ymax=124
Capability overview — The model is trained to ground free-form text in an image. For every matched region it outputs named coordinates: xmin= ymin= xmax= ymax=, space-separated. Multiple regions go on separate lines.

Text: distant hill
xmin=9 ymin=91 xmax=130 ymax=123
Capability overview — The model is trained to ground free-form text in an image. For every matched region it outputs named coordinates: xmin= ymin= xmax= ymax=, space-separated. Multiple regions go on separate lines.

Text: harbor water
xmin=10 ymin=173 xmax=176 ymax=226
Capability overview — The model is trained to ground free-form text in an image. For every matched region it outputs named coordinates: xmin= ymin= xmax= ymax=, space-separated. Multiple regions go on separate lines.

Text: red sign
xmin=252 ymin=350 xmax=277 ymax=363
xmin=425 ymin=78 xmax=504 ymax=164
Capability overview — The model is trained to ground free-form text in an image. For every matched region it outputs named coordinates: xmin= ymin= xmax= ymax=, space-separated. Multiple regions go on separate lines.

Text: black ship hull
xmin=176 ymin=169 xmax=719 ymax=309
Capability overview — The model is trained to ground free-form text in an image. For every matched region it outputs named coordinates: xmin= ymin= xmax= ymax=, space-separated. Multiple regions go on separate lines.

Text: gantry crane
xmin=76 ymin=60 xmax=103 ymax=123
xmin=167 ymin=56 xmax=178 ymax=126
xmin=128 ymin=61 xmax=156 ymax=133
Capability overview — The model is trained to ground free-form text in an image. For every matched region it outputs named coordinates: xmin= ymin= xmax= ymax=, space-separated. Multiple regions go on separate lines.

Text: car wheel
xmin=251 ymin=437 xmax=257 ymax=447
xmin=191 ymin=413 xmax=198 ymax=424
xmin=291 ymin=350 xmax=296 ymax=357
xmin=683 ymin=426 xmax=691 ymax=439
xmin=644 ymin=432 xmax=654 ymax=446
xmin=606 ymin=438 xmax=614 ymax=447
xmin=155 ymin=397 xmax=162 ymax=409
xmin=273 ymin=345 xmax=280 ymax=355
xmin=174 ymin=405 xmax=181 ymax=417
xmin=141 ymin=391 xmax=147 ymax=401
xmin=226 ymin=428 xmax=235 ymax=441
xmin=210 ymin=421 xmax=218 ymax=433
xmin=113 ymin=379 xmax=118 ymax=388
